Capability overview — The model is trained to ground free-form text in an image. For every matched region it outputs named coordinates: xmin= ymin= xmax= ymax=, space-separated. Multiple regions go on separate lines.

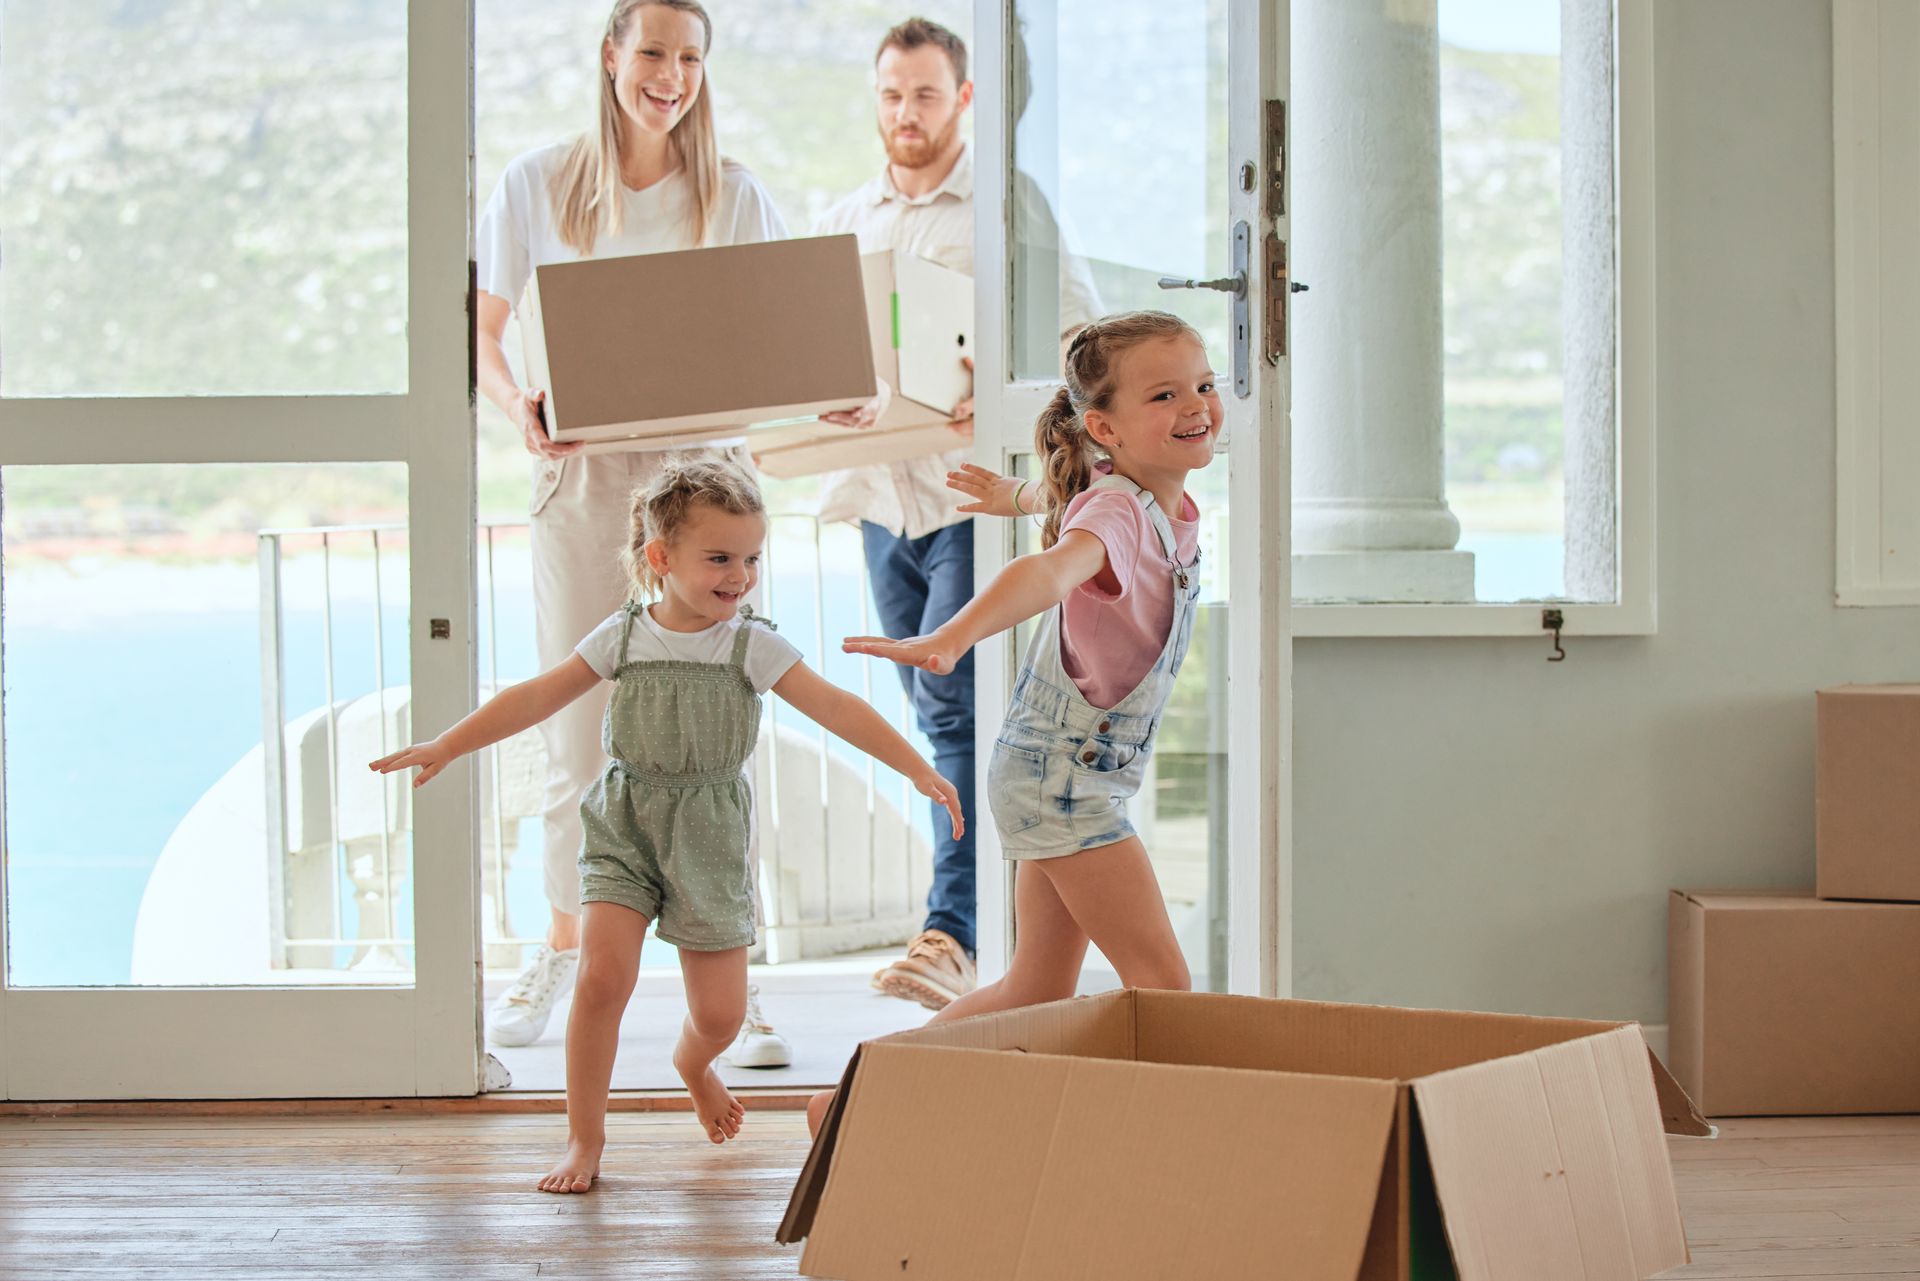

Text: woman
xmin=475 ymin=0 xmax=788 ymax=1061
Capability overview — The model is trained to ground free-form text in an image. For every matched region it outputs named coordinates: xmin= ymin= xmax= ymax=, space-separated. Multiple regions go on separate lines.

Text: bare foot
xmin=806 ymin=1088 xmax=835 ymax=1139
xmin=675 ymin=1043 xmax=745 ymax=1144
xmin=537 ymin=1138 xmax=602 ymax=1194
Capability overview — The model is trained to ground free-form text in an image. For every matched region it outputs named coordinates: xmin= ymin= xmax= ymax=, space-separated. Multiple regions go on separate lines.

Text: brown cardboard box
xmin=1668 ymin=889 xmax=1920 ymax=1116
xmin=1816 ymin=684 xmax=1920 ymax=902
xmin=519 ymin=234 xmax=876 ymax=451
xmin=779 ymin=990 xmax=1707 ymax=1281
xmin=750 ymin=249 xmax=973 ymax=478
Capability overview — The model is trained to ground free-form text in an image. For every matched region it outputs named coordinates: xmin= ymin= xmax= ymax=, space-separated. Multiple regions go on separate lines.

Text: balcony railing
xmin=256 ymin=514 xmax=930 ymax=973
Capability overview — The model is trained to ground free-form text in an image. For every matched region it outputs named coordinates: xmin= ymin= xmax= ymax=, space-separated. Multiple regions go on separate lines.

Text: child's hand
xmin=947 ymin=463 xmax=1030 ymax=519
xmin=915 ymin=769 xmax=965 ymax=840
xmin=369 ymin=738 xmax=456 ymax=788
xmin=843 ymin=631 xmax=963 ymax=676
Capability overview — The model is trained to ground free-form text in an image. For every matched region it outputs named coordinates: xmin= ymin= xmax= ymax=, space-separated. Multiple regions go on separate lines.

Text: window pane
xmin=0 ymin=2 xmax=408 ymax=397
xmin=472 ymin=0 xmax=974 ymax=520
xmin=1291 ymin=0 xmax=1615 ymax=604
xmin=1009 ymin=0 xmax=1230 ymax=380
xmin=2 ymin=463 xmax=413 ymax=986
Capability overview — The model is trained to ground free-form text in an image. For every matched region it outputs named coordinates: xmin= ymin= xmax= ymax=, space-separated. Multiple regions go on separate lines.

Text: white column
xmin=1562 ymin=0 xmax=1617 ymax=600
xmin=1290 ymin=0 xmax=1474 ymax=602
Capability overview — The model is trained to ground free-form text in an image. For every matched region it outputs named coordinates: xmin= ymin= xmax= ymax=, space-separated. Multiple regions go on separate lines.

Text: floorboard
xmin=1 ymin=1112 xmax=1914 ymax=1278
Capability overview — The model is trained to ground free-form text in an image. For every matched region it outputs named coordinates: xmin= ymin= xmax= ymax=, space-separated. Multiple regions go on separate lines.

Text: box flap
xmin=1136 ymin=990 xmax=1622 ymax=1081
xmin=869 ymin=988 xmax=1137 ymax=1059
xmin=1646 ymin=1044 xmax=1710 ymax=1137
xmin=1411 ymin=1026 xmax=1690 ymax=1281
xmin=799 ymin=1043 xmax=1398 ymax=1281
xmin=775 ymin=1046 xmax=863 ymax=1246
xmin=1818 ymin=682 xmax=1920 ymax=697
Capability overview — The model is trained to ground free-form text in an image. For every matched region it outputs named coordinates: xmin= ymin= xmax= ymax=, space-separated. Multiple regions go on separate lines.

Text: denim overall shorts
xmin=986 ymin=474 xmax=1201 ymax=859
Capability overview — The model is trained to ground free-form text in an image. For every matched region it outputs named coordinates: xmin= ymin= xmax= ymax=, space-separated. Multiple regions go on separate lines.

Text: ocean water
xmin=3 ymin=532 xmax=1559 ymax=987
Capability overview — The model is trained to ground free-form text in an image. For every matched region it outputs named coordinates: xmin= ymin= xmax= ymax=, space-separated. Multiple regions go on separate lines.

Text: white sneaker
xmin=488 ymin=944 xmax=579 ymax=1047
xmin=720 ymin=984 xmax=792 ymax=1069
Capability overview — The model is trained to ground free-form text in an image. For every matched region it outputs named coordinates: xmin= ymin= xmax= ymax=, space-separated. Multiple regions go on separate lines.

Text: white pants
xmin=528 ymin=446 xmax=753 ymax=914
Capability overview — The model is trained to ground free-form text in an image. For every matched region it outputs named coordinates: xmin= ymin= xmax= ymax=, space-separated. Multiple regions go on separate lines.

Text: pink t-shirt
xmin=1056 ymin=481 xmax=1201 ymax=711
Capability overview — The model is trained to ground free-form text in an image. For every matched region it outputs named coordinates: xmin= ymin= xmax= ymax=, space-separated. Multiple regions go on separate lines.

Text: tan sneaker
xmin=872 ymin=929 xmax=977 ymax=1011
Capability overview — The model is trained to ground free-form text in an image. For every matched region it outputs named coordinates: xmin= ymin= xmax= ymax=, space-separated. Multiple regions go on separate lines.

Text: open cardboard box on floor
xmin=750 ymin=249 xmax=973 ymax=478
xmin=779 ymin=990 xmax=1709 ymax=1281
xmin=520 ymin=234 xmax=877 ymax=453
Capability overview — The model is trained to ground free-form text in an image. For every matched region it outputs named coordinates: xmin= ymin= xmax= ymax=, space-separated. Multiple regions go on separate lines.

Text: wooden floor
xmin=1 ymin=1112 xmax=1915 ymax=1278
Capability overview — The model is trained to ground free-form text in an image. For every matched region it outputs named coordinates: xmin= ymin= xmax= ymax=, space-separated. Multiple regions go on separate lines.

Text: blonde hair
xmin=550 ymin=0 xmax=721 ymax=255
xmin=623 ymin=455 xmax=766 ymax=600
xmin=1035 ymin=311 xmax=1203 ymax=548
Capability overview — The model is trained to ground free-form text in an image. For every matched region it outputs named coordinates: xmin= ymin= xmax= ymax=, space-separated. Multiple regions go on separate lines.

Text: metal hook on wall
xmin=1542 ymin=608 xmax=1567 ymax=662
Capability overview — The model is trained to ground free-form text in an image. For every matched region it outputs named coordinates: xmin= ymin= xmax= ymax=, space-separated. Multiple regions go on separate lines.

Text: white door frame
xmin=970 ymin=0 xmax=1292 ymax=996
xmin=0 ymin=0 xmax=480 ymax=1098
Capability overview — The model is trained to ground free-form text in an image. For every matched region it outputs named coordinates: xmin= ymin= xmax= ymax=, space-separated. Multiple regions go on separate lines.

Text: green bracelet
xmin=1012 ymin=477 xmax=1030 ymax=515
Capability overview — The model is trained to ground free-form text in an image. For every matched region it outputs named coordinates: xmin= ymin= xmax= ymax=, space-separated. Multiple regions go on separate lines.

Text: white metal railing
xmin=257 ymin=514 xmax=927 ymax=971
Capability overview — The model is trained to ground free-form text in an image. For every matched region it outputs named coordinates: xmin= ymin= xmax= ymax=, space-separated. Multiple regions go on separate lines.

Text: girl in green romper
xmin=374 ymin=458 xmax=963 ymax=1194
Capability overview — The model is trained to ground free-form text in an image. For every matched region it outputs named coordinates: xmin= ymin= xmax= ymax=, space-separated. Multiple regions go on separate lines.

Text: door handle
xmin=1158 ymin=273 xmax=1247 ymax=298
xmin=1159 ymin=224 xmax=1254 ymax=396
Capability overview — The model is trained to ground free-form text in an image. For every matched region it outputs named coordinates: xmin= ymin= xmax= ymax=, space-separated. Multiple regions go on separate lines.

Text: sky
xmin=1439 ymin=0 xmax=1563 ymax=56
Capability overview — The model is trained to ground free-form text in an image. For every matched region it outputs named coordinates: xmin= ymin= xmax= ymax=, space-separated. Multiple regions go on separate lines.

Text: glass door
xmin=0 ymin=0 xmax=479 ymax=1097
xmin=971 ymin=0 xmax=1292 ymax=994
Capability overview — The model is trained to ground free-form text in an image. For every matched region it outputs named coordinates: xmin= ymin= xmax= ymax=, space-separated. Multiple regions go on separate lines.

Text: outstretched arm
xmin=947 ymin=462 xmax=1049 ymax=519
xmin=371 ymin=655 xmax=602 ymax=787
xmin=771 ymin=662 xmax=965 ymax=839
xmin=844 ymin=529 xmax=1107 ymax=675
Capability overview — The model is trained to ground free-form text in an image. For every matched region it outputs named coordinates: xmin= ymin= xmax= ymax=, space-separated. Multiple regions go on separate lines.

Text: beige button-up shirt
xmin=812 ymin=143 xmax=1102 ymax=538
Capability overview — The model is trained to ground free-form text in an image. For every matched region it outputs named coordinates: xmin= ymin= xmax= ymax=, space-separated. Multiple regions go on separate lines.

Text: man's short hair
xmin=876 ymin=17 xmax=968 ymax=86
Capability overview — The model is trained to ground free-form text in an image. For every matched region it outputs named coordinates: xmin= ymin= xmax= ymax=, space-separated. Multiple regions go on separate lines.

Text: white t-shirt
xmin=575 ymin=606 xmax=802 ymax=695
xmin=477 ymin=141 xmax=789 ymax=310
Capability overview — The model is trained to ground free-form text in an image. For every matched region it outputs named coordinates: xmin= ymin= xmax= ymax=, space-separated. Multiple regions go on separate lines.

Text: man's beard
xmin=882 ymin=113 xmax=958 ymax=170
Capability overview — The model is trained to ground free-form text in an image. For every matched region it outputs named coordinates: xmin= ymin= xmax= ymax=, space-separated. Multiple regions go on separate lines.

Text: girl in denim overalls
xmin=846 ymin=311 xmax=1214 ymax=1040
xmin=375 ymin=458 xmax=962 ymax=1194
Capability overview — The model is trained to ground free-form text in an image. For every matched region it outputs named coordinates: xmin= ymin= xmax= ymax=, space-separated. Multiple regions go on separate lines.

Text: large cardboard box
xmin=779 ymin=990 xmax=1708 ymax=1281
xmin=520 ymin=235 xmax=876 ymax=452
xmin=1816 ymin=683 xmax=1920 ymax=902
xmin=1668 ymin=888 xmax=1920 ymax=1116
xmin=750 ymin=249 xmax=973 ymax=478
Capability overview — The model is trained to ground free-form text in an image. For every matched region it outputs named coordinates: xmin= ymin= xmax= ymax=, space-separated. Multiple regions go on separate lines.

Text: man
xmin=814 ymin=18 xmax=1100 ymax=1009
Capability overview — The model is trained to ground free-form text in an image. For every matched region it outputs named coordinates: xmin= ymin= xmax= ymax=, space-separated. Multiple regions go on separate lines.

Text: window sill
xmin=1835 ymin=585 xmax=1920 ymax=608
xmin=1292 ymin=599 xmax=1655 ymax=639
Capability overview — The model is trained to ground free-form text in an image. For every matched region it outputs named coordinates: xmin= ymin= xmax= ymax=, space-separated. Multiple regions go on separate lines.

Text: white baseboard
xmin=1640 ymin=1022 xmax=1670 ymax=1063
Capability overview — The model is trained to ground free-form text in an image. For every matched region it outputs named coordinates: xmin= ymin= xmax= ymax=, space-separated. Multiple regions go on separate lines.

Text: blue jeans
xmin=861 ymin=520 xmax=976 ymax=955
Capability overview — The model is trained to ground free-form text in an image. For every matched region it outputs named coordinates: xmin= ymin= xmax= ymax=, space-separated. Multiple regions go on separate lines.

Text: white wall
xmin=1291 ymin=0 xmax=1917 ymax=1025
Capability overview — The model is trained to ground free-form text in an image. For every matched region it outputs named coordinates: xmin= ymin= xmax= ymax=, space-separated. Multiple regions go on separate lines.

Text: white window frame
xmin=0 ymin=0 xmax=481 ymax=1100
xmin=1834 ymin=0 xmax=1920 ymax=608
xmin=1295 ymin=0 xmax=1656 ymax=639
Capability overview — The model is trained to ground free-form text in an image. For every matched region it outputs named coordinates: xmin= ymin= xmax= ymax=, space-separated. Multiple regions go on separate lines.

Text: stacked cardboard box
xmin=1669 ymin=684 xmax=1920 ymax=1116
